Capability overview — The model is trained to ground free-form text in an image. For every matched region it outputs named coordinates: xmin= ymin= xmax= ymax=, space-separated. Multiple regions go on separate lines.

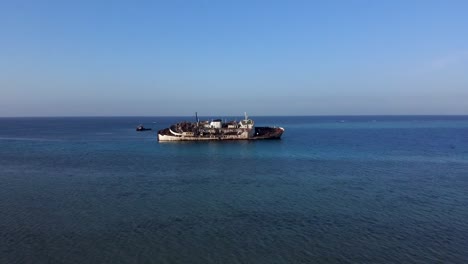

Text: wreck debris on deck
xmin=158 ymin=113 xmax=284 ymax=141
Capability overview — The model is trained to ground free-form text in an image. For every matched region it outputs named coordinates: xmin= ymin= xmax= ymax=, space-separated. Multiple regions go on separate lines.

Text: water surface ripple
xmin=1 ymin=116 xmax=467 ymax=263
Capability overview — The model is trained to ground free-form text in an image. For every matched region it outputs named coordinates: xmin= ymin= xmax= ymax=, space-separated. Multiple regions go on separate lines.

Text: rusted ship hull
xmin=158 ymin=126 xmax=284 ymax=141
xmin=158 ymin=114 xmax=284 ymax=142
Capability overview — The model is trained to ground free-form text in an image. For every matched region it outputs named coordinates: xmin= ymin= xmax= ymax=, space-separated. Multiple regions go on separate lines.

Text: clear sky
xmin=1 ymin=0 xmax=468 ymax=116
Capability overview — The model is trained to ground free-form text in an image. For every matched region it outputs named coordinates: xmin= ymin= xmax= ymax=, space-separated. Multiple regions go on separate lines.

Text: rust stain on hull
xmin=157 ymin=117 xmax=284 ymax=142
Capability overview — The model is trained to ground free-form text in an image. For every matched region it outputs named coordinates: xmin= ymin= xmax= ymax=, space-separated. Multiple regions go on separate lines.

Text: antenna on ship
xmin=195 ymin=112 xmax=199 ymax=123
xmin=244 ymin=112 xmax=248 ymax=120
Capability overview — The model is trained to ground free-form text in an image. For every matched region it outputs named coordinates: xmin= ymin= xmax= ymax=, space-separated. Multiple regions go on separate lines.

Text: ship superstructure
xmin=158 ymin=113 xmax=284 ymax=141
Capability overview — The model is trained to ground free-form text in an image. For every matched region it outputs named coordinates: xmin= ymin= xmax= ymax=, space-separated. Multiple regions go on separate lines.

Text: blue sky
xmin=1 ymin=0 xmax=467 ymax=116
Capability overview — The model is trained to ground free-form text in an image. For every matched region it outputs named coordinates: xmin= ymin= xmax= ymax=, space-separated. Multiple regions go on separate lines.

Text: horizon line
xmin=1 ymin=114 xmax=468 ymax=118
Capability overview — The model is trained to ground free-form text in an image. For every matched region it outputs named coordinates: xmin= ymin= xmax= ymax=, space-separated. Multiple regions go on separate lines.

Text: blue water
xmin=1 ymin=116 xmax=467 ymax=263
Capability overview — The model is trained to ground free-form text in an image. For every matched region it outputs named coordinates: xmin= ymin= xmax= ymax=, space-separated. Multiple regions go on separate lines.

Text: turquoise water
xmin=1 ymin=116 xmax=468 ymax=263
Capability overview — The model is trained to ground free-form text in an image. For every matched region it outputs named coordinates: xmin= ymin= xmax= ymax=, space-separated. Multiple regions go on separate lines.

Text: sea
xmin=1 ymin=116 xmax=467 ymax=263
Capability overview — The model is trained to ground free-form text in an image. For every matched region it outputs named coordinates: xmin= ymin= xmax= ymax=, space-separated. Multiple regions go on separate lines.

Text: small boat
xmin=136 ymin=125 xmax=152 ymax=131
